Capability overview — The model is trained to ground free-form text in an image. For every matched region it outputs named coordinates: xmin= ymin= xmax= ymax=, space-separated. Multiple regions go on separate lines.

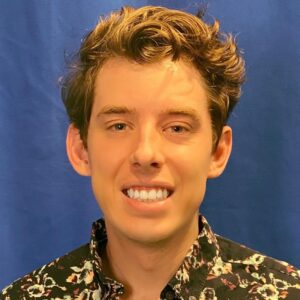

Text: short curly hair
xmin=61 ymin=5 xmax=245 ymax=148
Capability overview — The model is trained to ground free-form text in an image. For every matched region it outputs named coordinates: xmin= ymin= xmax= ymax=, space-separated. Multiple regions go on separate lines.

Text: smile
xmin=123 ymin=188 xmax=172 ymax=202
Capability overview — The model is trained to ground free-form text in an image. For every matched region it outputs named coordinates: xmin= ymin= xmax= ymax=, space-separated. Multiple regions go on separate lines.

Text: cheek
xmin=87 ymin=137 xmax=130 ymax=183
xmin=88 ymin=141 xmax=123 ymax=211
xmin=170 ymin=143 xmax=213 ymax=181
xmin=176 ymin=151 xmax=211 ymax=207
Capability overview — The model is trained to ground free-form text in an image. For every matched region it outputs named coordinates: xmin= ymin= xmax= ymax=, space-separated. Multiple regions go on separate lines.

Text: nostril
xmin=150 ymin=162 xmax=161 ymax=168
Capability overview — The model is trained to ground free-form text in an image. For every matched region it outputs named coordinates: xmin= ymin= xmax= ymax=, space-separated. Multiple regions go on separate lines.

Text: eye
xmin=164 ymin=124 xmax=190 ymax=135
xmin=108 ymin=123 xmax=128 ymax=131
xmin=170 ymin=125 xmax=188 ymax=133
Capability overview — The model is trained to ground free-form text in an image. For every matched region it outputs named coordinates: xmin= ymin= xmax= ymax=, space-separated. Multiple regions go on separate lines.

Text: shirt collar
xmin=89 ymin=219 xmax=124 ymax=298
xmin=88 ymin=215 xmax=220 ymax=299
xmin=167 ymin=215 xmax=220 ymax=298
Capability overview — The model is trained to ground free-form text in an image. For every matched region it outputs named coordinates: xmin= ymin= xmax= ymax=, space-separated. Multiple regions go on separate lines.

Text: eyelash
xmin=166 ymin=125 xmax=190 ymax=134
xmin=107 ymin=122 xmax=128 ymax=131
xmin=163 ymin=124 xmax=191 ymax=135
xmin=106 ymin=122 xmax=192 ymax=134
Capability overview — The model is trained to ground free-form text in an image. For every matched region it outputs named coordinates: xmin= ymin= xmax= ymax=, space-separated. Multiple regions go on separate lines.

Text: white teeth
xmin=134 ymin=190 xmax=139 ymax=199
xmin=156 ymin=189 xmax=162 ymax=199
xmin=148 ymin=189 xmax=157 ymax=200
xmin=140 ymin=190 xmax=148 ymax=200
xmin=163 ymin=189 xmax=168 ymax=198
xmin=126 ymin=188 xmax=170 ymax=202
xmin=128 ymin=189 xmax=134 ymax=199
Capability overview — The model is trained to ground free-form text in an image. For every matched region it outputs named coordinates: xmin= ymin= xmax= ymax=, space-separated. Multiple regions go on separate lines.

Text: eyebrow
xmin=159 ymin=108 xmax=201 ymax=123
xmin=96 ymin=105 xmax=136 ymax=117
xmin=96 ymin=105 xmax=201 ymax=122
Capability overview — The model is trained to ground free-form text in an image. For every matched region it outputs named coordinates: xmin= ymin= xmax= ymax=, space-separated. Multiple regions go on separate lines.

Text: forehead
xmin=93 ymin=57 xmax=209 ymax=112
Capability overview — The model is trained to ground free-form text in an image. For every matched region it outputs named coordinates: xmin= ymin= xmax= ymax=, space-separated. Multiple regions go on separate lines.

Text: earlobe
xmin=208 ymin=125 xmax=232 ymax=179
xmin=66 ymin=124 xmax=91 ymax=176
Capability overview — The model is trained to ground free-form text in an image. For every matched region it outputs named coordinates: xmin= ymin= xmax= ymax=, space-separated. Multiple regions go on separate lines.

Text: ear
xmin=66 ymin=124 xmax=91 ymax=176
xmin=208 ymin=125 xmax=232 ymax=178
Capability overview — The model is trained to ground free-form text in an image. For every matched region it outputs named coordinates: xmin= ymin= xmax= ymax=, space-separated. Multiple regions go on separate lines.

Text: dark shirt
xmin=1 ymin=216 xmax=299 ymax=299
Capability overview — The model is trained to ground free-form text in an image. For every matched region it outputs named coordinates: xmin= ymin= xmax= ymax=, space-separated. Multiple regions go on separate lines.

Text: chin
xmin=121 ymin=219 xmax=181 ymax=245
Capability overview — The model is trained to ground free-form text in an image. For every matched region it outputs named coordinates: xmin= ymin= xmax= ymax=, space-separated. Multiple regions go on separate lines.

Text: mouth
xmin=122 ymin=187 xmax=174 ymax=203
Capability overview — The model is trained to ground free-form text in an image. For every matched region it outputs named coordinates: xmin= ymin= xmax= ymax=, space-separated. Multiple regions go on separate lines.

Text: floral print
xmin=1 ymin=216 xmax=299 ymax=299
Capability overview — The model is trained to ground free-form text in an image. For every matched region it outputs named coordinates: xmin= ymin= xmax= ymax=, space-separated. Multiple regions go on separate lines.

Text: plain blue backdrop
xmin=0 ymin=0 xmax=299 ymax=289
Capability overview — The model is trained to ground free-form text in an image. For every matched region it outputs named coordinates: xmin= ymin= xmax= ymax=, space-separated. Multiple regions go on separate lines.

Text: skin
xmin=67 ymin=57 xmax=232 ymax=299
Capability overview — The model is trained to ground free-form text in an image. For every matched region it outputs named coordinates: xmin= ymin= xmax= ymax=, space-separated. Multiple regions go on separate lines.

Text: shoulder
xmin=213 ymin=235 xmax=300 ymax=298
xmin=0 ymin=244 xmax=101 ymax=300
xmin=217 ymin=235 xmax=300 ymax=277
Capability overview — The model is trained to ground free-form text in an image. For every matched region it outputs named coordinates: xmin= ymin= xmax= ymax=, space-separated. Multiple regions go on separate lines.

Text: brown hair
xmin=61 ymin=5 xmax=245 ymax=148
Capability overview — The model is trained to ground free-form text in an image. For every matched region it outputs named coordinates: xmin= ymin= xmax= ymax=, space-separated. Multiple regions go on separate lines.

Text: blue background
xmin=0 ymin=0 xmax=299 ymax=289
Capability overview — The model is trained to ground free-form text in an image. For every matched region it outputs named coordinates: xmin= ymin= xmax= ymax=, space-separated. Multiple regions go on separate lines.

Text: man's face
xmin=72 ymin=57 xmax=230 ymax=244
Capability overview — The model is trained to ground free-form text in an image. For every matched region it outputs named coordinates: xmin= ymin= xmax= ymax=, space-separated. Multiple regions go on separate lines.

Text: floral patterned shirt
xmin=1 ymin=216 xmax=300 ymax=299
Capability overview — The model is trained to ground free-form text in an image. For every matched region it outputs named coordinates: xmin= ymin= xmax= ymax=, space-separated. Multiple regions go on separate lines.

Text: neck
xmin=102 ymin=215 xmax=199 ymax=299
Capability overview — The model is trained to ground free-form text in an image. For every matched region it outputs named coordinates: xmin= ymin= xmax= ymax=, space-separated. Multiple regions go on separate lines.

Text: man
xmin=1 ymin=5 xmax=299 ymax=300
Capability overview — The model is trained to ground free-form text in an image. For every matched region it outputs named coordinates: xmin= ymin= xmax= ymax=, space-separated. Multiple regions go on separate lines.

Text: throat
xmin=101 ymin=214 xmax=200 ymax=297
xmin=103 ymin=244 xmax=177 ymax=300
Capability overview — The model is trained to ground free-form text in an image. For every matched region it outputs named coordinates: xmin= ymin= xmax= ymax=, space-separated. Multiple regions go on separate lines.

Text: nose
xmin=129 ymin=124 xmax=164 ymax=171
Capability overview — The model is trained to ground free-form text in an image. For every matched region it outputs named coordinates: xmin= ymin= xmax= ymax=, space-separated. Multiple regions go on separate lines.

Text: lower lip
xmin=122 ymin=192 xmax=172 ymax=215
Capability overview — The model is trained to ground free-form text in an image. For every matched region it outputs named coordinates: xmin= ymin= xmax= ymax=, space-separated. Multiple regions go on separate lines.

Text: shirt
xmin=1 ymin=216 xmax=299 ymax=299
